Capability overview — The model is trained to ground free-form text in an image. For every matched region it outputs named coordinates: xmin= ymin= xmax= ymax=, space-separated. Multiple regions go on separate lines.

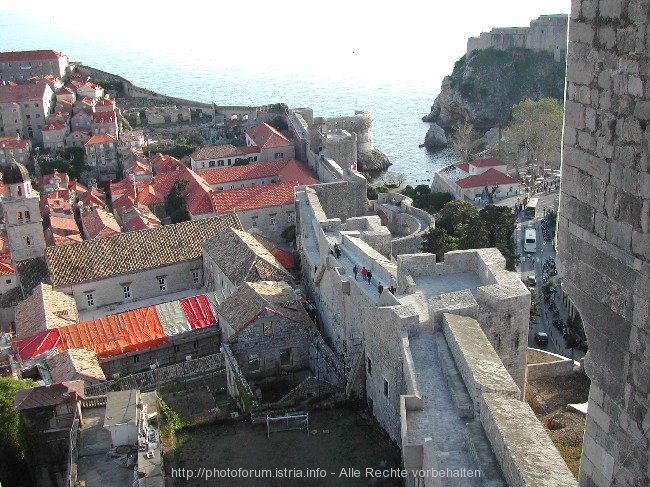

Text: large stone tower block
xmin=557 ymin=1 xmax=650 ymax=486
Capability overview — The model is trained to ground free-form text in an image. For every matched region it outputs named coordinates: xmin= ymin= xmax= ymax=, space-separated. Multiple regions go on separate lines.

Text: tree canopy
xmin=38 ymin=147 xmax=88 ymax=181
xmin=165 ymin=179 xmax=190 ymax=223
xmin=0 ymin=377 xmax=34 ymax=486
xmin=421 ymin=201 xmax=518 ymax=270
xmin=504 ymin=97 xmax=563 ymax=175
xmin=450 ymin=121 xmax=480 ymax=162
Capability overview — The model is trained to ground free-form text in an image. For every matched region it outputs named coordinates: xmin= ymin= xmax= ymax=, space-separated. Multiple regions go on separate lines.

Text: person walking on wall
xmin=353 ymin=264 xmax=358 ymax=280
xmin=334 ymin=243 xmax=341 ymax=259
xmin=389 ymin=275 xmax=398 ymax=295
xmin=366 ymin=270 xmax=373 ymax=284
xmin=378 ymin=282 xmax=384 ymax=295
xmin=361 ymin=266 xmax=368 ymax=281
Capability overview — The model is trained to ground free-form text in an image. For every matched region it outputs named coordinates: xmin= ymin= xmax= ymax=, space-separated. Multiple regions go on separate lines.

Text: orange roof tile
xmin=191 ymin=144 xmax=246 ymax=161
xmin=81 ymin=208 xmax=122 ymax=239
xmin=199 ymin=159 xmax=317 ymax=186
xmin=149 ymin=153 xmax=184 ymax=173
xmin=469 ymin=158 xmax=507 ymax=168
xmin=0 ymin=261 xmax=14 ymax=276
xmin=91 ymin=112 xmax=116 ymax=123
xmin=58 ymin=307 xmax=167 ymax=357
xmin=85 ymin=133 xmax=116 ymax=145
xmin=0 ymin=50 xmax=65 ymax=62
xmin=456 ymin=168 xmax=519 ymax=189
xmin=0 ymin=81 xmax=51 ymax=103
xmin=211 ymin=182 xmax=296 ymax=214
xmin=42 ymin=121 xmax=66 ymax=131
xmin=246 ymin=122 xmax=292 ymax=149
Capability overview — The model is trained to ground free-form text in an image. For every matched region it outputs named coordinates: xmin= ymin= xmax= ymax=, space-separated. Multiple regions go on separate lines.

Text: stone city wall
xmin=557 ymin=1 xmax=650 ymax=485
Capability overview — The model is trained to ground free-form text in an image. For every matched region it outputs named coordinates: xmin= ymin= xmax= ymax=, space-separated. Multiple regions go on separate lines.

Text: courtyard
xmin=169 ymin=406 xmax=403 ymax=487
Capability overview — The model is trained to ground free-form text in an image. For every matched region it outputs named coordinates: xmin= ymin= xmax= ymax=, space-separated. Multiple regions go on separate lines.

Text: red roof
xmin=85 ymin=133 xmax=116 ymax=145
xmin=469 ymin=158 xmax=506 ymax=168
xmin=200 ymin=159 xmax=318 ymax=186
xmin=14 ymin=328 xmax=63 ymax=361
xmin=246 ymin=122 xmax=292 ymax=149
xmin=0 ymin=261 xmax=14 ymax=276
xmin=149 ymin=153 xmax=184 ymax=173
xmin=58 ymin=308 xmax=167 ymax=358
xmin=42 ymin=121 xmax=66 ymax=131
xmin=92 ymin=111 xmax=116 ymax=123
xmin=180 ymin=295 xmax=217 ymax=329
xmin=272 ymin=249 xmax=295 ymax=269
xmin=456 ymin=168 xmax=519 ymax=189
xmin=0 ymin=50 xmax=64 ymax=62
xmin=0 ymin=138 xmax=30 ymax=150
xmin=240 ymin=146 xmax=260 ymax=154
xmin=211 ymin=182 xmax=296 ymax=213
xmin=0 ymin=81 xmax=51 ymax=103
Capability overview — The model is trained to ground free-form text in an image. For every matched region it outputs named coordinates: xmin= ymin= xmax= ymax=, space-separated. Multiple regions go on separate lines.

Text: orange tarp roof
xmin=58 ymin=307 xmax=167 ymax=357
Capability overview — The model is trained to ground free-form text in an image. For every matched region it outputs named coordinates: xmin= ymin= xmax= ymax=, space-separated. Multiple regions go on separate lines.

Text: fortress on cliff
xmin=467 ymin=14 xmax=569 ymax=62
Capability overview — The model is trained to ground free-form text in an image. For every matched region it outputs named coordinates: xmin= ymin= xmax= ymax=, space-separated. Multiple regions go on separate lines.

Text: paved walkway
xmin=406 ymin=330 xmax=482 ymax=486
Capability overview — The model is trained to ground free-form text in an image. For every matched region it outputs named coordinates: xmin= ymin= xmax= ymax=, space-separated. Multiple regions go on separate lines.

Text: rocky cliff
xmin=422 ymin=47 xmax=566 ymax=147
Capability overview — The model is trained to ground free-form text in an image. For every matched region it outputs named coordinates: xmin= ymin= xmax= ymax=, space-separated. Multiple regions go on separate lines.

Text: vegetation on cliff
xmin=424 ymin=47 xmax=566 ymax=131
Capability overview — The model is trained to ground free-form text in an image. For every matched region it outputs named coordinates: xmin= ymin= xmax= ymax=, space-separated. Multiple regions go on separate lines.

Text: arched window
xmin=17 ymin=186 xmax=22 ymax=196
xmin=25 ymin=211 xmax=30 ymax=222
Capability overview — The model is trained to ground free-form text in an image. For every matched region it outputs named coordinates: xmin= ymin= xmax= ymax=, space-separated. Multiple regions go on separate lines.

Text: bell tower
xmin=2 ymin=162 xmax=46 ymax=262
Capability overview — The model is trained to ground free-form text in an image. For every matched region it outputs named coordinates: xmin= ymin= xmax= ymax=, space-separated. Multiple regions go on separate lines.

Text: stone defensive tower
xmin=557 ymin=1 xmax=650 ymax=486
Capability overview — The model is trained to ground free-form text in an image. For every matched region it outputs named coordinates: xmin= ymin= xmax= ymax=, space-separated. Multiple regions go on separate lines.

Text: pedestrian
xmin=361 ymin=266 xmax=368 ymax=281
xmin=366 ymin=270 xmax=373 ymax=284
xmin=378 ymin=282 xmax=383 ymax=294
xmin=334 ymin=243 xmax=341 ymax=259
xmin=389 ymin=275 xmax=398 ymax=295
xmin=353 ymin=264 xmax=358 ymax=280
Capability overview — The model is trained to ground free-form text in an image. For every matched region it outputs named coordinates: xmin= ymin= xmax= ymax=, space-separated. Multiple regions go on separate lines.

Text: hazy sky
xmin=1 ymin=1 xmax=571 ymax=89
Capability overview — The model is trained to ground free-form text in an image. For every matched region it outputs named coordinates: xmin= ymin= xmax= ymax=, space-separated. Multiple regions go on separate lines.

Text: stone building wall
xmin=557 ymin=1 xmax=650 ymax=486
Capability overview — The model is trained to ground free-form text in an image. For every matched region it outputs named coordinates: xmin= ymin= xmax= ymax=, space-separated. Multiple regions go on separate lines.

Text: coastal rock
xmin=423 ymin=123 xmax=448 ymax=150
xmin=357 ymin=149 xmax=391 ymax=172
xmin=422 ymin=48 xmax=566 ymax=132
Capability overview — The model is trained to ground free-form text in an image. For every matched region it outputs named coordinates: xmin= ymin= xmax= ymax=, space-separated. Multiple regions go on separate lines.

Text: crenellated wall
xmin=557 ymin=1 xmax=650 ymax=486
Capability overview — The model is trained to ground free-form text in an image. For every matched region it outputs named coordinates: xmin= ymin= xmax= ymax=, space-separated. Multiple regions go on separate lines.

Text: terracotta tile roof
xmin=124 ymin=210 xmax=161 ymax=232
xmin=49 ymin=215 xmax=81 ymax=235
xmin=0 ymin=137 xmax=29 ymax=150
xmin=202 ymin=228 xmax=292 ymax=286
xmin=200 ymin=159 xmax=317 ymax=186
xmin=91 ymin=111 xmax=116 ymax=123
xmin=46 ymin=213 xmax=243 ymax=288
xmin=210 ymin=182 xmax=296 ymax=213
xmin=0 ymin=50 xmax=65 ymax=62
xmin=124 ymin=160 xmax=152 ymax=176
xmin=190 ymin=144 xmax=246 ymax=161
xmin=0 ymin=261 xmax=14 ymax=276
xmin=135 ymin=184 xmax=164 ymax=206
xmin=151 ymin=166 xmax=214 ymax=217
xmin=456 ymin=168 xmax=520 ymax=189
xmin=149 ymin=153 xmax=184 ymax=173
xmin=15 ymin=283 xmax=78 ymax=341
xmin=469 ymin=158 xmax=507 ymax=168
xmin=85 ymin=133 xmax=116 ymax=146
xmin=81 ymin=207 xmax=122 ymax=239
xmin=0 ymin=81 xmax=51 ymax=103
xmin=96 ymin=98 xmax=115 ymax=107
xmin=218 ymin=281 xmax=313 ymax=333
xmin=68 ymin=181 xmax=88 ymax=193
xmin=40 ymin=171 xmax=70 ymax=188
xmin=51 ymin=232 xmax=84 ymax=246
xmin=457 ymin=162 xmax=470 ymax=173
xmin=41 ymin=189 xmax=73 ymax=215
xmin=58 ymin=307 xmax=167 ymax=357
xmin=13 ymin=380 xmax=85 ymax=411
xmin=246 ymin=122 xmax=292 ymax=149
xmin=42 ymin=121 xmax=66 ymax=131
xmin=240 ymin=146 xmax=260 ymax=154
xmin=45 ymin=349 xmax=106 ymax=385
xmin=78 ymin=187 xmax=106 ymax=209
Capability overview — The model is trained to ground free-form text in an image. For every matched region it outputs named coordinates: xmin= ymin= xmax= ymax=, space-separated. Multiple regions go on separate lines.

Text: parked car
xmin=527 ymin=275 xmax=537 ymax=287
xmin=535 ymin=332 xmax=549 ymax=345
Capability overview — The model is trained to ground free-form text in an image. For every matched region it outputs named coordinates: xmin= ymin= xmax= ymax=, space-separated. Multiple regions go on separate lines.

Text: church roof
xmin=2 ymin=162 xmax=30 ymax=185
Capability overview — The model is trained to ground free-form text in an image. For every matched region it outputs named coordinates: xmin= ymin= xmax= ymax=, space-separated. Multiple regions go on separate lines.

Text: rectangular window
xmin=24 ymin=210 xmax=30 ymax=222
xmin=209 ymin=160 xmax=215 ymax=167
xmin=86 ymin=293 xmax=94 ymax=306
xmin=263 ymin=322 xmax=272 ymax=335
xmin=218 ymin=161 xmax=224 ymax=167
xmin=123 ymin=285 xmax=131 ymax=299
xmin=251 ymin=217 xmax=258 ymax=228
xmin=274 ymin=152 xmax=284 ymax=159
xmin=270 ymin=216 xmax=276 ymax=225
xmin=192 ymin=271 xmax=200 ymax=284
xmin=383 ymin=378 xmax=389 ymax=398
xmin=367 ymin=357 xmax=372 ymax=376
xmin=287 ymin=213 xmax=295 ymax=223
xmin=174 ymin=345 xmax=180 ymax=352
xmin=134 ymin=355 xmax=140 ymax=363
xmin=193 ymin=340 xmax=199 ymax=349
xmin=280 ymin=348 xmax=291 ymax=367
xmin=248 ymin=354 xmax=260 ymax=372
xmin=158 ymin=277 xmax=166 ymax=291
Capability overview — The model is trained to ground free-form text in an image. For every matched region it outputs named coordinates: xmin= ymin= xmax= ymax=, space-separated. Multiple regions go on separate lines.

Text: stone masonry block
xmin=594 ymin=211 xmax=607 ymax=239
xmin=561 ymin=195 xmax=595 ymax=232
xmin=610 ymin=163 xmax=640 ymax=195
xmin=612 ymin=73 xmax=629 ymax=96
xmin=570 ymin=20 xmax=595 ymax=44
xmin=617 ymin=27 xmax=639 ymax=54
xmin=613 ymin=144 xmax=637 ymax=169
xmin=578 ymin=130 xmax=597 ymax=152
xmin=606 ymin=218 xmax=633 ymax=252
xmin=629 ymin=0 xmax=650 ymax=24
xmin=598 ymin=70 xmax=612 ymax=90
xmin=588 ymin=397 xmax=611 ymax=433
xmin=619 ymin=58 xmax=640 ymax=75
xmin=597 ymin=25 xmax=617 ymax=50
xmin=564 ymin=101 xmax=586 ymax=131
xmin=567 ymin=51 xmax=597 ymax=85
xmin=599 ymin=0 xmax=622 ymax=19
xmin=596 ymin=136 xmax=615 ymax=159
xmin=599 ymin=89 xmax=612 ymax=110
xmin=632 ymin=231 xmax=650 ymax=260
xmin=570 ymin=0 xmax=581 ymax=20
xmin=633 ymin=100 xmax=650 ymax=120
xmin=628 ymin=76 xmax=644 ymax=98
xmin=581 ymin=0 xmax=597 ymax=20
xmin=642 ymin=198 xmax=650 ymax=232
xmin=585 ymin=107 xmax=598 ymax=132
xmin=564 ymin=127 xmax=577 ymax=146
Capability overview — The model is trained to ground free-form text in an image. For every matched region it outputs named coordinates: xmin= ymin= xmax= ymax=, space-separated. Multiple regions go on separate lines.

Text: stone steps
xmin=465 ymin=421 xmax=507 ymax=487
xmin=435 ymin=333 xmax=474 ymax=419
